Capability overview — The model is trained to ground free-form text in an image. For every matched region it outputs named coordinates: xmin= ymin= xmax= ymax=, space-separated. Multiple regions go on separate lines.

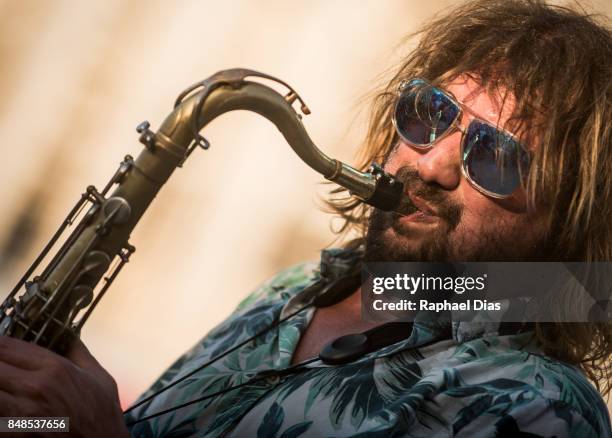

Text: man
xmin=0 ymin=0 xmax=611 ymax=436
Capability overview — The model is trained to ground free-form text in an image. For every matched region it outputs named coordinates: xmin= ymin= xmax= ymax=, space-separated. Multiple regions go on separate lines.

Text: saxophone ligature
xmin=0 ymin=68 xmax=407 ymax=354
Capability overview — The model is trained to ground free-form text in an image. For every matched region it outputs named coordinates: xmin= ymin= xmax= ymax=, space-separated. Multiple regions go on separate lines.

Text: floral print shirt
xmin=125 ymin=248 xmax=611 ymax=437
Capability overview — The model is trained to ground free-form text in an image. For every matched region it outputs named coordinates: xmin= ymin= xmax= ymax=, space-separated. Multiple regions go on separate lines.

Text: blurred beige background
xmin=0 ymin=0 xmax=610 ymax=409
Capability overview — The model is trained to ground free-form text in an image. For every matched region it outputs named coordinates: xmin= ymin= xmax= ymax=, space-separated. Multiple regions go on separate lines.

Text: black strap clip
xmin=319 ymin=321 xmax=414 ymax=365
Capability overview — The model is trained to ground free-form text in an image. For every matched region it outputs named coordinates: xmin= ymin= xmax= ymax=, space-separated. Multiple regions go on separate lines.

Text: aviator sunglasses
xmin=392 ymin=78 xmax=530 ymax=198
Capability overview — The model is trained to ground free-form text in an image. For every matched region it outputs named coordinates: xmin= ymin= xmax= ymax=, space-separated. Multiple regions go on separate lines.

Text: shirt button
xmin=267 ymin=375 xmax=281 ymax=384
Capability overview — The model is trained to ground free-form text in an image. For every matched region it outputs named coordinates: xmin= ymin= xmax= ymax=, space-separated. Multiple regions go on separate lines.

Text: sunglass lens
xmin=394 ymin=80 xmax=460 ymax=146
xmin=463 ymin=121 xmax=529 ymax=196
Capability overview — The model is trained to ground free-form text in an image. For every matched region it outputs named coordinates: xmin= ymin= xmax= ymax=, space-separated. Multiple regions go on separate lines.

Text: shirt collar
xmin=316 ymin=246 xmax=532 ymax=346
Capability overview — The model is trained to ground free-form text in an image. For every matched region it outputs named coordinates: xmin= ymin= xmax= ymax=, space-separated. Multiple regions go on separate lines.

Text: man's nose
xmin=415 ymin=132 xmax=462 ymax=190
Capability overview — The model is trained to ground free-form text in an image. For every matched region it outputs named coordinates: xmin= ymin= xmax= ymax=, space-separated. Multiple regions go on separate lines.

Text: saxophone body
xmin=0 ymin=68 xmax=405 ymax=354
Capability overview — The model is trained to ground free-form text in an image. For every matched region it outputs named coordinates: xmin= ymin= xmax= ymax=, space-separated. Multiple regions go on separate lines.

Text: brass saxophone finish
xmin=0 ymin=68 xmax=405 ymax=354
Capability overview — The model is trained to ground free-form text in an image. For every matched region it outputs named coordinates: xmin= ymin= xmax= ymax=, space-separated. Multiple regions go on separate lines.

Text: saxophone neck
xmin=156 ymin=69 xmax=333 ymax=173
xmin=143 ymin=68 xmax=404 ymax=211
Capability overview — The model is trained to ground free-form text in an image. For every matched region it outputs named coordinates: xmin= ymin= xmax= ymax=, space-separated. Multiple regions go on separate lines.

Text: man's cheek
xmin=448 ymin=213 xmax=481 ymax=250
xmin=383 ymin=142 xmax=419 ymax=174
xmin=383 ymin=157 xmax=401 ymax=175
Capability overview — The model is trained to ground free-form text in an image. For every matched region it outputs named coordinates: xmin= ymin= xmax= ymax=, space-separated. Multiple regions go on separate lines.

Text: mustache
xmin=391 ymin=166 xmax=462 ymax=229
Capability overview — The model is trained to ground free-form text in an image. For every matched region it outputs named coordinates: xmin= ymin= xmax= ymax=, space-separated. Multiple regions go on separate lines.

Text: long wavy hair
xmin=327 ymin=0 xmax=612 ymax=395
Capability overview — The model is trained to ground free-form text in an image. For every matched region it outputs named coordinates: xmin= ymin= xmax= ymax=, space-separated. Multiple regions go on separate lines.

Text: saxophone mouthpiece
xmin=362 ymin=163 xmax=416 ymax=215
xmin=363 ymin=164 xmax=421 ymax=217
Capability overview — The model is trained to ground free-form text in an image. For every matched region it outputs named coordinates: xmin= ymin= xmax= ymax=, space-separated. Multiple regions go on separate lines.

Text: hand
xmin=0 ymin=336 xmax=129 ymax=438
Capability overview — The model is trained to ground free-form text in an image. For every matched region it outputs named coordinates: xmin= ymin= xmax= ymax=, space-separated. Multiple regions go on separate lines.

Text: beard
xmin=364 ymin=166 xmax=551 ymax=263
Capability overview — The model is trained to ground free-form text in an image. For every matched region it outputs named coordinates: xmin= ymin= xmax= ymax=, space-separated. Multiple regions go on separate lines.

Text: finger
xmin=65 ymin=337 xmax=101 ymax=370
xmin=0 ymin=360 xmax=36 ymax=395
xmin=0 ymin=336 xmax=59 ymax=371
xmin=65 ymin=338 xmax=118 ymax=395
xmin=0 ymin=389 xmax=21 ymax=417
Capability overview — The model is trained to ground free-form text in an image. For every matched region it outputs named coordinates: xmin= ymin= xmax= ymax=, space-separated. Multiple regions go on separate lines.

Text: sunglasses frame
xmin=392 ymin=78 xmax=529 ymax=199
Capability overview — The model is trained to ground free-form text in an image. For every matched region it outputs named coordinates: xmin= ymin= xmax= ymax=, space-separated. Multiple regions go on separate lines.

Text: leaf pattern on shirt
xmin=125 ymin=248 xmax=611 ymax=438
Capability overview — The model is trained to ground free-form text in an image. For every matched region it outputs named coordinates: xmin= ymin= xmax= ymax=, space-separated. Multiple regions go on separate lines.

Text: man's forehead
xmin=445 ymin=74 xmax=517 ymax=127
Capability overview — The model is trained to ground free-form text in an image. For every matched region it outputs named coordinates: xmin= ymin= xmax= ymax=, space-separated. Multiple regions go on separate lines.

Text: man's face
xmin=365 ymin=75 xmax=548 ymax=262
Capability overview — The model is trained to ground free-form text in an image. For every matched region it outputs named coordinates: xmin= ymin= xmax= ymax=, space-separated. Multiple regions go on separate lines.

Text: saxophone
xmin=0 ymin=68 xmax=405 ymax=354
